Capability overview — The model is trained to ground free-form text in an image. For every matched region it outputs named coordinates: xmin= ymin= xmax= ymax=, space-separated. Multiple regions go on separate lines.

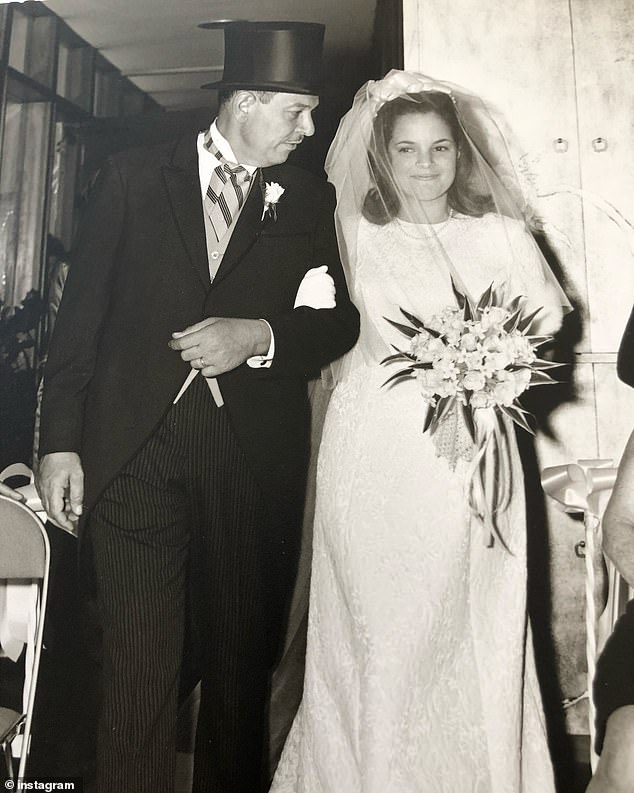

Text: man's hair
xmin=218 ymin=89 xmax=276 ymax=109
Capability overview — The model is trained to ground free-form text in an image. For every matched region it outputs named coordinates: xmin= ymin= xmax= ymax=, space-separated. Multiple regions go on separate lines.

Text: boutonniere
xmin=260 ymin=180 xmax=285 ymax=222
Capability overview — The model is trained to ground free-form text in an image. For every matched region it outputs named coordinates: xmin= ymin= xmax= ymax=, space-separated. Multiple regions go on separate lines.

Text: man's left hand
xmin=170 ymin=317 xmax=271 ymax=377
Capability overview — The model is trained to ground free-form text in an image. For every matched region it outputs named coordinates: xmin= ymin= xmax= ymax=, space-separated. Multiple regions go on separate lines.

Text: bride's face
xmin=387 ymin=110 xmax=457 ymax=213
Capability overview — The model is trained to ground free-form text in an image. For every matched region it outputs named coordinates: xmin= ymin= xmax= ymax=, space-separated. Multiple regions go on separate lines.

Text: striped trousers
xmin=89 ymin=375 xmax=301 ymax=793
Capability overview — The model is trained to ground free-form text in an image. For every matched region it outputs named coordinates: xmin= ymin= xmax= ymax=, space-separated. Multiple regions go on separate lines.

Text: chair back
xmin=0 ymin=493 xmax=50 ymax=779
xmin=0 ymin=497 xmax=48 ymax=579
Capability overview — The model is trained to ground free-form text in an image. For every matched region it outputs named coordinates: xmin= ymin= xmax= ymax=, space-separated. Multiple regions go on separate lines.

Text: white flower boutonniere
xmin=261 ymin=181 xmax=285 ymax=221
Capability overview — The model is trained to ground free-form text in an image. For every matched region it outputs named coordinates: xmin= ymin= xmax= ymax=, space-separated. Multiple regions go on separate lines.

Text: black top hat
xmin=201 ymin=21 xmax=324 ymax=95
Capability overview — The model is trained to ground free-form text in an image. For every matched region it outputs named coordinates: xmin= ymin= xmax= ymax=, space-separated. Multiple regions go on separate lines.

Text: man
xmin=37 ymin=21 xmax=359 ymax=793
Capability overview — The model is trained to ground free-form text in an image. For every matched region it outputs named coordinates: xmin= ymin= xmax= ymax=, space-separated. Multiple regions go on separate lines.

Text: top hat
xmin=201 ymin=21 xmax=325 ymax=95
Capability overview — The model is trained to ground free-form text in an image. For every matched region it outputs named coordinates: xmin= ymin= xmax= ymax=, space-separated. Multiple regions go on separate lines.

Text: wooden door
xmin=571 ymin=0 xmax=634 ymax=456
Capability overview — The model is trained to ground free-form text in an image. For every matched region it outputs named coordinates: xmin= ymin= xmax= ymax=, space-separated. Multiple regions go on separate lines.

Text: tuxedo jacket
xmin=39 ymin=133 xmax=359 ymax=514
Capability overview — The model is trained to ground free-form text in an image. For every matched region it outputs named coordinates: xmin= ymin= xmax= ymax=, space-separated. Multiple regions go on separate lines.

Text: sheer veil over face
xmin=381 ymin=109 xmax=457 ymax=222
xmin=323 ymin=70 xmax=570 ymax=386
xmin=364 ymin=91 xmax=492 ymax=225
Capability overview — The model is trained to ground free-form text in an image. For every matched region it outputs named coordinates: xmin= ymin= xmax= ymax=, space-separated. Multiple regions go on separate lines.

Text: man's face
xmin=237 ymin=92 xmax=319 ymax=167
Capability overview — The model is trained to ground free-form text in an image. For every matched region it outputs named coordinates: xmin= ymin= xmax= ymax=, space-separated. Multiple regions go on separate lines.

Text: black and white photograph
xmin=0 ymin=1 xmax=633 ymax=792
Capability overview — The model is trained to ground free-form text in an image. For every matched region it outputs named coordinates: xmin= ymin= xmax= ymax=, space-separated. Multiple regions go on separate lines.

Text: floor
xmin=170 ymin=687 xmax=593 ymax=793
xmin=2 ymin=686 xmax=594 ymax=793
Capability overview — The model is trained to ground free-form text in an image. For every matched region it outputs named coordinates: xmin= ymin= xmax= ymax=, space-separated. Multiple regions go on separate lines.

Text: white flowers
xmin=403 ymin=302 xmax=543 ymax=413
xmin=261 ymin=181 xmax=285 ymax=221
xmin=381 ymin=282 xmax=560 ymax=438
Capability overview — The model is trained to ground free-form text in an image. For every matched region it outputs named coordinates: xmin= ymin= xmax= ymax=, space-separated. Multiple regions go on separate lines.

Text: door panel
xmin=572 ymin=0 xmax=634 ymax=351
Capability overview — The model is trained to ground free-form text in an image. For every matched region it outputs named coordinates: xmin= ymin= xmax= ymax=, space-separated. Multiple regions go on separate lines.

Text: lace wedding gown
xmin=271 ymin=213 xmax=562 ymax=793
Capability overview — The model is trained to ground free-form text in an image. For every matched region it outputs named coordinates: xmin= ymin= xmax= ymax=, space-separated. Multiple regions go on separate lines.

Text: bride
xmin=271 ymin=71 xmax=569 ymax=793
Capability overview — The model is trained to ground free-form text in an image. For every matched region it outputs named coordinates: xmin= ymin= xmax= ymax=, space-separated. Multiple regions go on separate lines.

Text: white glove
xmin=294 ymin=265 xmax=336 ymax=309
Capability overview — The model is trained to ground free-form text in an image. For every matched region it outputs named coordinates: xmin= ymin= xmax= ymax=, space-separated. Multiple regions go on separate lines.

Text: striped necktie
xmin=203 ymin=130 xmax=252 ymax=242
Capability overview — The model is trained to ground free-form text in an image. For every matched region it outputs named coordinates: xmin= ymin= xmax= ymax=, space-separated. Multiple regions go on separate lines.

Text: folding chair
xmin=0 ymin=493 xmax=50 ymax=779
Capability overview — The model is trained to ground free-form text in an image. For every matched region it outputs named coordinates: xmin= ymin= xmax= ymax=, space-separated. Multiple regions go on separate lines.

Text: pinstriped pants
xmin=89 ymin=375 xmax=301 ymax=793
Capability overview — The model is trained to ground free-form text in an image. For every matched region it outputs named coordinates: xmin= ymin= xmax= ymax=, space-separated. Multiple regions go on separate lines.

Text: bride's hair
xmin=363 ymin=92 xmax=495 ymax=225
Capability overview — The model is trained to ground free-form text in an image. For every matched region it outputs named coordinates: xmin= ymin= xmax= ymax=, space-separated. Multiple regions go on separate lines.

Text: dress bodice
xmin=351 ymin=212 xmax=561 ymax=363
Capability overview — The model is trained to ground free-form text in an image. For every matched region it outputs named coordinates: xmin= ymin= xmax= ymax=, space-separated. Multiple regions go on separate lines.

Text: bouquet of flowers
xmin=382 ymin=281 xmax=559 ymax=435
xmin=382 ymin=281 xmax=560 ymax=549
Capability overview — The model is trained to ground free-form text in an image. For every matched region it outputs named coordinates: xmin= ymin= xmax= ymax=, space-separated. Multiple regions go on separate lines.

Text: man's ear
xmin=234 ymin=91 xmax=258 ymax=123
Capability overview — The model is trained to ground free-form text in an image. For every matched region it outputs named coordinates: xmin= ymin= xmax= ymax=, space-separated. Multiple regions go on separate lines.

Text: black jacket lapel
xmin=212 ymin=171 xmax=265 ymax=286
xmin=161 ymin=134 xmax=210 ymax=290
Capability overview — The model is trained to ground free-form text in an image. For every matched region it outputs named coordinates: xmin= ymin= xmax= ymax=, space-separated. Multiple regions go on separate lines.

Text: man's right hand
xmin=37 ymin=452 xmax=84 ymax=533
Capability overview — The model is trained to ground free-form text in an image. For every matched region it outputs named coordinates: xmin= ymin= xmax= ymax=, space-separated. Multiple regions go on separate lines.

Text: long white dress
xmin=271 ymin=213 xmax=562 ymax=793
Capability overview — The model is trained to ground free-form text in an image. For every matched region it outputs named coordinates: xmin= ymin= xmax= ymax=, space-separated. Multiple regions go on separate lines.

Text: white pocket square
xmin=294 ymin=265 xmax=336 ymax=309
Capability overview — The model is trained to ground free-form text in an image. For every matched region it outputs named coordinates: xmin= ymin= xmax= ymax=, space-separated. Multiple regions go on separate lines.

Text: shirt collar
xmin=208 ymin=120 xmax=257 ymax=175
